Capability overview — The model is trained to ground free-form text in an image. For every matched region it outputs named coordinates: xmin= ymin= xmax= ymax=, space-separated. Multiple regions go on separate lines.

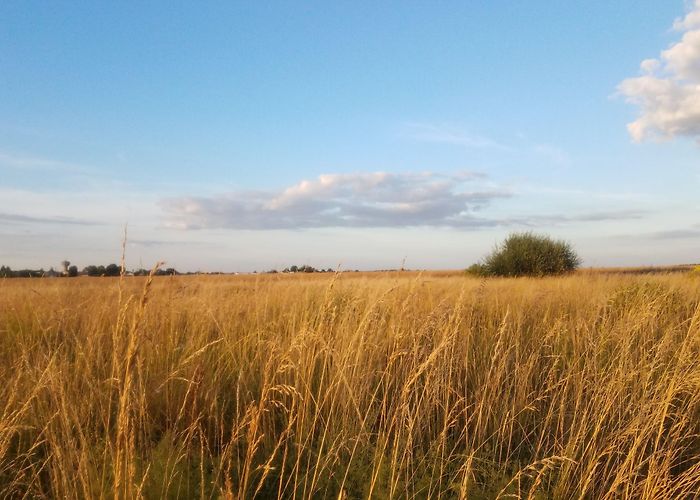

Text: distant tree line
xmin=0 ymin=264 xmax=179 ymax=278
xmin=82 ymin=265 xmax=178 ymax=277
xmin=0 ymin=266 xmax=47 ymax=278
xmin=271 ymin=265 xmax=335 ymax=274
xmin=1 ymin=261 xmax=353 ymax=278
xmin=131 ymin=267 xmax=179 ymax=277
xmin=82 ymin=264 xmax=122 ymax=276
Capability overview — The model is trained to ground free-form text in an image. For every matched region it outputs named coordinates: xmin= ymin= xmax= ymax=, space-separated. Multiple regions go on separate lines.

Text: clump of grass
xmin=0 ymin=271 xmax=699 ymax=498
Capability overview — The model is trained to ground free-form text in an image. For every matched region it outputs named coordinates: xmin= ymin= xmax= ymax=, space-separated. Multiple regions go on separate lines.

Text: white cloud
xmin=673 ymin=1 xmax=700 ymax=31
xmin=618 ymin=1 xmax=700 ymax=142
xmin=160 ymin=171 xmax=511 ymax=230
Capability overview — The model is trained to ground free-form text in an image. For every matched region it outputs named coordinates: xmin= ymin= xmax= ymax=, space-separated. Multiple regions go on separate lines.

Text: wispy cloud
xmin=649 ymin=223 xmax=700 ymax=239
xmin=127 ymin=239 xmax=210 ymax=247
xmin=0 ymin=151 xmax=94 ymax=175
xmin=0 ymin=212 xmax=101 ymax=226
xmin=516 ymin=185 xmax=647 ymax=202
xmin=618 ymin=0 xmax=700 ymax=142
xmin=510 ymin=210 xmax=646 ymax=226
xmin=0 ymin=187 xmax=162 ymax=231
xmin=402 ymin=122 xmax=510 ymax=150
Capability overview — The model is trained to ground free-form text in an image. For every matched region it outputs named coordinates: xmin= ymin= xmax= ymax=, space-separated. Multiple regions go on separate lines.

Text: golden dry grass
xmin=1 ymin=270 xmax=700 ymax=498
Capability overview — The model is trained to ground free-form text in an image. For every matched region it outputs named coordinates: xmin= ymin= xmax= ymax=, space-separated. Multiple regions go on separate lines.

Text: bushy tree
xmin=104 ymin=264 xmax=121 ymax=276
xmin=83 ymin=265 xmax=102 ymax=276
xmin=155 ymin=268 xmax=178 ymax=276
xmin=468 ymin=232 xmax=581 ymax=277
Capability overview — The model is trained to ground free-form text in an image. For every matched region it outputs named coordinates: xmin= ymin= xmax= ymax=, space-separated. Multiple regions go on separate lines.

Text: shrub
xmin=465 ymin=263 xmax=489 ymax=277
xmin=471 ymin=232 xmax=581 ymax=277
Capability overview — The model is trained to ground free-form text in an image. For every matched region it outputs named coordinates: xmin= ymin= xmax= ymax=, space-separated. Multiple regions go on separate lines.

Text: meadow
xmin=1 ymin=270 xmax=699 ymax=499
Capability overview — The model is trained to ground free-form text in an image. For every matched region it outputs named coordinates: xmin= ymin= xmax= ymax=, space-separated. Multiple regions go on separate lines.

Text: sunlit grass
xmin=1 ymin=270 xmax=699 ymax=498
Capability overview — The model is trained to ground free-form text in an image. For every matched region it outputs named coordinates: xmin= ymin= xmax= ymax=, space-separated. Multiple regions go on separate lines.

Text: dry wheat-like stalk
xmin=0 ymin=270 xmax=698 ymax=498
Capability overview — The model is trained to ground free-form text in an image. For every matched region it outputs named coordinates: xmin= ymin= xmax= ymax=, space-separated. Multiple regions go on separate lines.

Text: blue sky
xmin=1 ymin=1 xmax=699 ymax=271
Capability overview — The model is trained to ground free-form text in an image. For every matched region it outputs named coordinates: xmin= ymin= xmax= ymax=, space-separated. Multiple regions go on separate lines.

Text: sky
xmin=1 ymin=1 xmax=699 ymax=272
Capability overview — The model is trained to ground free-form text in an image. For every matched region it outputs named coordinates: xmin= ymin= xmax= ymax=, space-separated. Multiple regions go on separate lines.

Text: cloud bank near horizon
xmin=160 ymin=171 xmax=646 ymax=231
xmin=160 ymin=171 xmax=512 ymax=230
xmin=618 ymin=0 xmax=700 ymax=142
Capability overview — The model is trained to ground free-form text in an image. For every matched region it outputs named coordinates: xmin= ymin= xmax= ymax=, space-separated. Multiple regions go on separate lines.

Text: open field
xmin=1 ymin=271 xmax=700 ymax=499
